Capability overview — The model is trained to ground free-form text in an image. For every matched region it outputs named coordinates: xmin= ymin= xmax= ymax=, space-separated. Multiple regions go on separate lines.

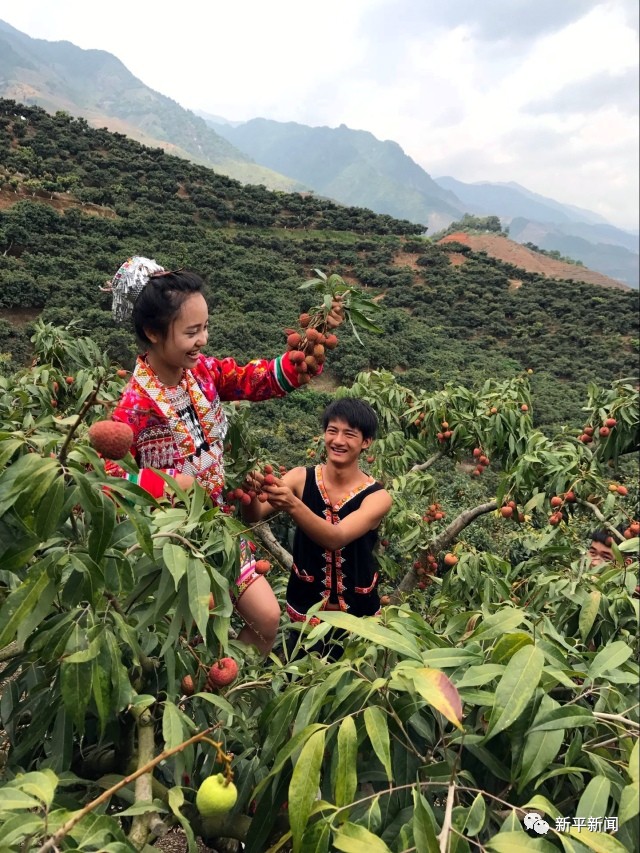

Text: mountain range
xmin=0 ymin=18 xmax=637 ymax=288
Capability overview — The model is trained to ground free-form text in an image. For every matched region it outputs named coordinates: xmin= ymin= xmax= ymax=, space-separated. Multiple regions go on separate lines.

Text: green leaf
xmin=518 ymin=698 xmax=564 ymax=791
xmin=186 ymin=556 xmax=211 ymax=640
xmin=289 ymin=729 xmax=325 ymax=853
xmin=300 ymin=820 xmax=331 ymax=853
xmin=412 ymin=788 xmax=440 ymax=853
xmin=579 ymin=591 xmax=601 ymax=641
xmin=167 ymin=786 xmax=198 ymax=853
xmin=566 ymin=830 xmax=628 ymax=853
xmin=465 ymin=793 xmax=486 ymax=835
xmin=487 ymin=831 xmax=557 ymax=852
xmin=88 ymin=489 xmax=116 ymax=563
xmin=332 ymin=821 xmax=393 ymax=852
xmin=576 ymin=776 xmax=610 ymax=821
xmin=193 ymin=691 xmax=235 ymax=719
xmin=163 ymin=701 xmax=188 ymax=751
xmin=0 ymin=789 xmax=42 ymax=810
xmin=0 ymin=813 xmax=45 ymax=845
xmin=628 ymin=739 xmax=639 ymax=784
xmin=587 ymin=642 xmax=632 ymax=681
xmin=334 ymin=716 xmax=357 ymax=809
xmin=6 ymin=770 xmax=58 ymax=807
xmin=470 ymin=608 xmax=525 ymax=641
xmin=162 ymin=542 xmax=188 ymax=589
xmin=254 ymin=724 xmax=328 ymax=799
xmin=528 ymin=706 xmax=596 ymax=733
xmin=485 ymin=645 xmax=544 ymax=741
xmin=491 ymin=632 xmax=534 ymax=664
xmin=0 ymin=557 xmax=56 ymax=648
xmin=34 ymin=473 xmax=66 ymax=539
xmin=521 ymin=796 xmax=562 ymax=821
xmin=455 ymin=664 xmax=505 ymax=688
xmin=318 ymin=610 xmax=422 ymax=660
xmin=619 ymin=782 xmax=639 ymax=826
xmin=60 ymin=660 xmax=92 ymax=732
xmin=363 ymin=706 xmax=392 ymax=782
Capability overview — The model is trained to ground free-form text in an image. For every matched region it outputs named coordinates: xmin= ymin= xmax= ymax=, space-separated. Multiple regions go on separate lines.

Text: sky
xmin=1 ymin=0 xmax=638 ymax=231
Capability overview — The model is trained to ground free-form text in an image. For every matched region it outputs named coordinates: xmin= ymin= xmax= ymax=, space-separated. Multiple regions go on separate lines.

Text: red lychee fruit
xmin=599 ymin=426 xmax=610 ymax=437
xmin=207 ymin=658 xmax=239 ymax=688
xmin=520 ymin=404 xmax=529 ymax=412
xmin=88 ymin=420 xmax=134 ymax=460
xmin=584 ymin=426 xmax=594 ymax=436
xmin=443 ymin=553 xmax=458 ymax=567
xmin=263 ymin=464 xmax=274 ymax=475
xmin=254 ymin=559 xmax=271 ymax=575
xmin=287 ymin=333 xmax=302 ymax=348
xmin=617 ymin=485 xmax=628 ymax=496
xmin=299 ymin=313 xmax=311 ymax=328
xmin=289 ymin=350 xmax=305 ymax=364
xmin=500 ymin=506 xmax=513 ymax=518
xmin=604 ymin=417 xmax=617 ymax=428
xmin=306 ymin=328 xmax=321 ymax=344
xmin=379 ymin=594 xmax=391 ymax=606
xmin=564 ymin=491 xmax=576 ymax=503
xmin=550 ymin=496 xmax=563 ymax=508
xmin=263 ymin=473 xmax=277 ymax=486
xmin=472 ymin=448 xmax=482 ymax=458
xmin=324 ymin=334 xmax=338 ymax=349
xmin=116 ymin=369 xmax=128 ymax=379
xmin=65 ymin=376 xmax=75 ymax=384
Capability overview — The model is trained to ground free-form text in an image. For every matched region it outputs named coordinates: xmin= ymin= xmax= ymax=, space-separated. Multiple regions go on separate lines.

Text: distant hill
xmin=0 ymin=19 xmax=303 ymax=191
xmin=0 ymin=99 xmax=637 ymax=443
xmin=205 ymin=117 xmax=464 ymax=232
xmin=438 ymin=232 xmax=629 ymax=291
xmin=435 ymin=176 xmax=639 ymax=288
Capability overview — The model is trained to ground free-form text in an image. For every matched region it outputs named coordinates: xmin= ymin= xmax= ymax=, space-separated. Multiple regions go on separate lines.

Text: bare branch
xmin=392 ymin=501 xmax=497 ymax=602
xmin=578 ymin=500 xmax=626 ymax=542
xmin=410 ymin=451 xmax=442 ymax=473
xmin=251 ymin=521 xmax=293 ymax=571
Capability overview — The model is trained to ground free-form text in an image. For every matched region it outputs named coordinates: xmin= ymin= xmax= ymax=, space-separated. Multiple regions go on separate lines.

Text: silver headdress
xmin=103 ymin=256 xmax=165 ymax=323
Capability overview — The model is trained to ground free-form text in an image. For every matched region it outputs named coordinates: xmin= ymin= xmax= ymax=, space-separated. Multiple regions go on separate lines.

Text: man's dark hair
xmin=133 ymin=270 xmax=205 ymax=344
xmin=591 ymin=525 xmax=627 ymax=545
xmin=322 ymin=398 xmax=378 ymax=440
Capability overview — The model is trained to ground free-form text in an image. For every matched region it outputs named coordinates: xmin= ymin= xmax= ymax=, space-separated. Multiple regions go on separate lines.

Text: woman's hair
xmin=322 ymin=398 xmax=378 ymax=440
xmin=132 ymin=270 xmax=205 ymax=344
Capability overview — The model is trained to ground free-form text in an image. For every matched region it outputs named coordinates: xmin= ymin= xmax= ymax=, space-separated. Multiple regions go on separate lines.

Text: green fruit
xmin=196 ymin=773 xmax=238 ymax=817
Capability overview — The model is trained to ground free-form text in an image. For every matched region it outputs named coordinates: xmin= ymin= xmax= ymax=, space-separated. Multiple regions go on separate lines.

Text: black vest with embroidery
xmin=286 ymin=465 xmax=384 ymax=620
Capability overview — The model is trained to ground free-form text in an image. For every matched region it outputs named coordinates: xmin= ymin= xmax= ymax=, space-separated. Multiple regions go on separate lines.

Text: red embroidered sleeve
xmin=200 ymin=352 xmax=305 ymax=401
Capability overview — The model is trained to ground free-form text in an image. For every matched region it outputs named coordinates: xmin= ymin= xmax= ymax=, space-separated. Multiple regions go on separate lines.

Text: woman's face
xmin=146 ymin=292 xmax=209 ymax=382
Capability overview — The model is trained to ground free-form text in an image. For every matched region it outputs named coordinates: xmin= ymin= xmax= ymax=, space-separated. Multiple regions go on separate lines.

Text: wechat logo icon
xmin=523 ymin=812 xmax=550 ymax=835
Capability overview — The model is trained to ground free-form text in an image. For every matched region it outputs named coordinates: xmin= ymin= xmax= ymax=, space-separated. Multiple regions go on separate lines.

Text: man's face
xmin=588 ymin=540 xmax=615 ymax=567
xmin=324 ymin=418 xmax=370 ymax=465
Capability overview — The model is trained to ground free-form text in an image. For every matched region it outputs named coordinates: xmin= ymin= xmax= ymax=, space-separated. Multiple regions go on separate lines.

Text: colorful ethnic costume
xmin=107 ymin=351 xmax=302 ymax=596
xmin=286 ymin=465 xmax=384 ymax=625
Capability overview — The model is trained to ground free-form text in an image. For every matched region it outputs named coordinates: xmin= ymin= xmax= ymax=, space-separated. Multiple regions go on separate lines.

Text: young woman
xmin=104 ymin=256 xmax=343 ymax=654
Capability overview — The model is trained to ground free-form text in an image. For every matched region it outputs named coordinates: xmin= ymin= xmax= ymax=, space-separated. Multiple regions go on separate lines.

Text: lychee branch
xmin=577 ymin=499 xmax=626 ymax=542
xmin=57 ymin=379 xmax=103 ymax=466
xmin=36 ymin=725 xmax=217 ymax=853
xmin=391 ymin=501 xmax=498 ymax=603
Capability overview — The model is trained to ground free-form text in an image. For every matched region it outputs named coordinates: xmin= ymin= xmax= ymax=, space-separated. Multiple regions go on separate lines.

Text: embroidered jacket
xmin=107 ymin=351 xmax=301 ymax=501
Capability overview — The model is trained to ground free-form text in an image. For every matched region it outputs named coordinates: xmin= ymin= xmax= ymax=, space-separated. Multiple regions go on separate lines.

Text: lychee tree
xmin=0 ymin=322 xmax=638 ymax=852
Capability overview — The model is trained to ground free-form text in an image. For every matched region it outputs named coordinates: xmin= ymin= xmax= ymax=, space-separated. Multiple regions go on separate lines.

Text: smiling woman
xmin=101 ymin=256 xmax=345 ymax=655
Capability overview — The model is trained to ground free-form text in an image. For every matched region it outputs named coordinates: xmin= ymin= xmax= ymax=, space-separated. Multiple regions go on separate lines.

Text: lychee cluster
xmin=412 ymin=553 xmax=440 ymax=590
xmin=500 ymin=499 xmax=526 ymax=523
xmin=436 ymin=420 xmax=453 ymax=443
xmin=470 ymin=446 xmax=490 ymax=478
xmin=284 ymin=312 xmax=339 ymax=385
xmin=422 ymin=502 xmax=446 ymax=524
xmin=88 ymin=419 xmax=134 ymax=460
xmin=225 ymin=464 xmax=287 ymax=507
xmin=579 ymin=416 xmax=617 ymax=444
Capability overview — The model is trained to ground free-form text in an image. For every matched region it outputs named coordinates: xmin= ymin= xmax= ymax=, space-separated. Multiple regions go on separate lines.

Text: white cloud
xmin=0 ymin=0 xmax=637 ymax=228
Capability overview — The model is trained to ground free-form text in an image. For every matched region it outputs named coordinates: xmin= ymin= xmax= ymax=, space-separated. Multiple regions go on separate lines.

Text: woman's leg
xmin=235 ymin=575 xmax=281 ymax=656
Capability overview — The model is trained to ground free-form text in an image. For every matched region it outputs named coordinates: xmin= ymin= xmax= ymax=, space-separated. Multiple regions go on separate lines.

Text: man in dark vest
xmin=243 ymin=398 xmax=392 ymax=657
